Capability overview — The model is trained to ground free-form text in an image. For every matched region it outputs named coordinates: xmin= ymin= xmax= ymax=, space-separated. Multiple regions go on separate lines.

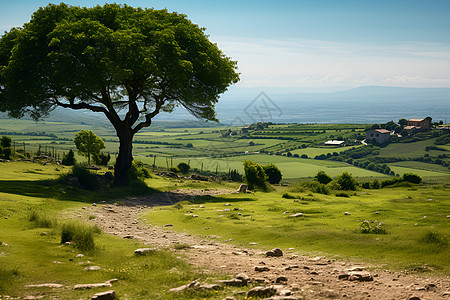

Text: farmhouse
xmin=407 ymin=118 xmax=431 ymax=130
xmin=366 ymin=129 xmax=390 ymax=144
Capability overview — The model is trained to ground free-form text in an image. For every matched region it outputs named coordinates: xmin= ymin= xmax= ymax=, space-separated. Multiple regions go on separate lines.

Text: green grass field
xmin=145 ymin=185 xmax=450 ymax=275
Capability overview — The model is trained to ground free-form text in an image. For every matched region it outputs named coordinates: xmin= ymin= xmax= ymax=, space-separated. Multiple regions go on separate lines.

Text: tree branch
xmin=132 ymin=99 xmax=164 ymax=134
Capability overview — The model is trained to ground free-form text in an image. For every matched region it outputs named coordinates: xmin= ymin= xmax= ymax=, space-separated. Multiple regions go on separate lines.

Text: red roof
xmin=408 ymin=119 xmax=424 ymax=122
xmin=375 ymin=129 xmax=390 ymax=134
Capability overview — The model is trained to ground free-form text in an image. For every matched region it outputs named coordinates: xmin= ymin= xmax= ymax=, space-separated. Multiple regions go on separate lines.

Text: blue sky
xmin=1 ymin=0 xmax=450 ymax=89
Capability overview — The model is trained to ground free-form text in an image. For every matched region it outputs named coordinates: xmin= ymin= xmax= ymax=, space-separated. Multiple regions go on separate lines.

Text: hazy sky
xmin=1 ymin=0 xmax=450 ymax=89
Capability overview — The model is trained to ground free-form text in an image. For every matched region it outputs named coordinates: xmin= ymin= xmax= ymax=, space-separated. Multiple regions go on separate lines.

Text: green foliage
xmin=74 ymin=130 xmax=105 ymax=164
xmin=229 ymin=169 xmax=242 ymax=182
xmin=129 ymin=161 xmax=151 ymax=180
xmin=360 ymin=220 xmax=387 ymax=234
xmin=335 ymin=192 xmax=350 ymax=197
xmin=314 ymin=170 xmax=333 ymax=184
xmin=243 ymin=160 xmax=268 ymax=191
xmin=263 ymin=163 xmax=283 ymax=184
xmin=0 ymin=136 xmax=11 ymax=148
xmin=61 ymin=149 xmax=76 ymax=166
xmin=282 ymin=192 xmax=296 ymax=199
xmin=1 ymin=147 xmax=12 ymax=159
xmin=336 ymin=171 xmax=358 ymax=190
xmin=177 ymin=162 xmax=191 ymax=174
xmin=92 ymin=152 xmax=110 ymax=166
xmin=60 ymin=221 xmax=100 ymax=251
xmin=402 ymin=173 xmax=422 ymax=184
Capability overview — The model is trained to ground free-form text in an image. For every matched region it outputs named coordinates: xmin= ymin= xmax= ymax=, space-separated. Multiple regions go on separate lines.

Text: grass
xmin=145 ymin=185 xmax=449 ymax=275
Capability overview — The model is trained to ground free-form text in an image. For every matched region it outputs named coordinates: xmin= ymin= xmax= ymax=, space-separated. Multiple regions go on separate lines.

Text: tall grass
xmin=61 ymin=221 xmax=101 ymax=251
xmin=28 ymin=210 xmax=56 ymax=228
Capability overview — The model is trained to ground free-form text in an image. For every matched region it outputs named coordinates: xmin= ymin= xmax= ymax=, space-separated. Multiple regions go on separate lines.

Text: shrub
xmin=263 ymin=164 xmax=282 ymax=184
xmin=177 ymin=162 xmax=190 ymax=174
xmin=314 ymin=170 xmax=332 ymax=185
xmin=360 ymin=220 xmax=387 ymax=234
xmin=335 ymin=192 xmax=350 ymax=197
xmin=336 ymin=172 xmax=358 ymax=190
xmin=300 ymin=154 xmax=308 ymax=159
xmin=0 ymin=136 xmax=11 ymax=148
xmin=229 ymin=169 xmax=242 ymax=182
xmin=1 ymin=147 xmax=12 ymax=159
xmin=302 ymin=181 xmax=330 ymax=195
xmin=402 ymin=173 xmax=422 ymax=184
xmin=93 ymin=152 xmax=110 ymax=166
xmin=186 ymin=143 xmax=193 ymax=148
xmin=282 ymin=193 xmax=296 ymax=199
xmin=61 ymin=149 xmax=76 ymax=166
xmin=420 ymin=231 xmax=448 ymax=248
xmin=129 ymin=161 xmax=151 ymax=180
xmin=243 ymin=160 xmax=268 ymax=191
xmin=71 ymin=164 xmax=100 ymax=190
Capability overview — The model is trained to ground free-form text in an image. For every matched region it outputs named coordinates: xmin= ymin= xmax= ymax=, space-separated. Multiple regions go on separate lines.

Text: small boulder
xmin=91 ymin=290 xmax=115 ymax=300
xmin=247 ymin=286 xmax=276 ymax=299
xmin=289 ymin=213 xmax=303 ymax=218
xmin=266 ymin=248 xmax=283 ymax=257
xmin=84 ymin=266 xmax=101 ymax=271
xmin=255 ymin=266 xmax=270 ymax=272
xmin=276 ymin=276 xmax=288 ymax=284
xmin=237 ymin=184 xmax=248 ymax=193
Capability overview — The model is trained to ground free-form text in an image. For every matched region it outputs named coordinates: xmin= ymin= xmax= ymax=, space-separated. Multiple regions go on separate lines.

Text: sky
xmin=1 ymin=0 xmax=450 ymax=90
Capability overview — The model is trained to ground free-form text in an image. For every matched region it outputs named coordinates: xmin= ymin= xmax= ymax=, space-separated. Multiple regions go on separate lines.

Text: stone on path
xmin=255 ymin=265 xmax=270 ymax=272
xmin=168 ymin=280 xmax=200 ymax=292
xmin=289 ymin=213 xmax=303 ymax=218
xmin=266 ymin=248 xmax=283 ymax=257
xmin=84 ymin=266 xmax=102 ymax=271
xmin=74 ymin=282 xmax=112 ymax=290
xmin=91 ymin=290 xmax=115 ymax=300
xmin=338 ymin=271 xmax=373 ymax=282
xmin=247 ymin=286 xmax=276 ymax=298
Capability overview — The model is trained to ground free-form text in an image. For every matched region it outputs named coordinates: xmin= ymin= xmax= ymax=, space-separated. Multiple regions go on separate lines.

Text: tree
xmin=61 ymin=149 xmax=76 ymax=166
xmin=177 ymin=162 xmax=190 ymax=174
xmin=263 ymin=164 xmax=282 ymax=184
xmin=336 ymin=171 xmax=358 ymax=190
xmin=74 ymin=130 xmax=105 ymax=164
xmin=0 ymin=136 xmax=11 ymax=148
xmin=243 ymin=160 xmax=268 ymax=191
xmin=398 ymin=118 xmax=408 ymax=127
xmin=314 ymin=170 xmax=332 ymax=185
xmin=0 ymin=4 xmax=239 ymax=185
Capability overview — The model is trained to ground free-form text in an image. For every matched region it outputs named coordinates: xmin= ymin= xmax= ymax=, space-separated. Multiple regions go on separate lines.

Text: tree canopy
xmin=74 ymin=130 xmax=105 ymax=164
xmin=0 ymin=3 xmax=239 ymax=185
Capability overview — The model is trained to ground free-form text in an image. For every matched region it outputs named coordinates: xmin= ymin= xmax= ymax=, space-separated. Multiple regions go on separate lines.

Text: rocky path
xmin=75 ymin=189 xmax=449 ymax=300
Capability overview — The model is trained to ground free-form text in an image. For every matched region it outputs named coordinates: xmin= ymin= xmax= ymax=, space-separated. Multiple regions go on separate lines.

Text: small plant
xmin=88 ymin=215 xmax=96 ymax=220
xmin=360 ymin=220 xmax=387 ymax=234
xmin=335 ymin=192 xmax=350 ymax=197
xmin=70 ymin=164 xmax=100 ymax=190
xmin=173 ymin=203 xmax=184 ymax=210
xmin=115 ymin=200 xmax=125 ymax=206
xmin=61 ymin=149 xmax=76 ymax=166
xmin=420 ymin=231 xmax=448 ymax=248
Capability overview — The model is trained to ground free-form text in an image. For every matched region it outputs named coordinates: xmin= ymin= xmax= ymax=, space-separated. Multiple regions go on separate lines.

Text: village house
xmin=365 ymin=129 xmax=390 ymax=144
xmin=407 ymin=118 xmax=431 ymax=130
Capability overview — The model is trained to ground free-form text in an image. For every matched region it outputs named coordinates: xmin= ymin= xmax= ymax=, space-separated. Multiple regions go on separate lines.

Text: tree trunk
xmin=114 ymin=131 xmax=134 ymax=186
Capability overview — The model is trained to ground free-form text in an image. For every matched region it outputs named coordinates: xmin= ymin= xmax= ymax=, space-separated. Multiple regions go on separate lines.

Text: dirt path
xmin=75 ymin=189 xmax=449 ymax=300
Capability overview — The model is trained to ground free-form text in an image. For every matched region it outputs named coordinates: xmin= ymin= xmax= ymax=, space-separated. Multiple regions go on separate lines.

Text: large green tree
xmin=0 ymin=3 xmax=239 ymax=185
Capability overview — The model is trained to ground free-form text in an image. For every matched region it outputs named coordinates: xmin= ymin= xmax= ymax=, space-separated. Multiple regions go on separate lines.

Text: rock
xmin=168 ymin=280 xmax=199 ymax=292
xmin=199 ymin=283 xmax=221 ymax=290
xmin=344 ymin=212 xmax=351 ymax=215
xmin=163 ymin=224 xmax=174 ymax=227
xmin=76 ymin=254 xmax=84 ymax=258
xmin=189 ymin=174 xmax=209 ymax=181
xmin=289 ymin=213 xmax=303 ymax=218
xmin=408 ymin=297 xmax=421 ymax=300
xmin=91 ymin=290 xmax=116 ymax=300
xmin=339 ymin=271 xmax=373 ymax=282
xmin=237 ymin=184 xmax=248 ymax=193
xmin=266 ymin=248 xmax=283 ymax=257
xmin=123 ymin=235 xmax=133 ymax=239
xmin=276 ymin=276 xmax=288 ymax=284
xmin=247 ymin=286 xmax=276 ymax=298
xmin=25 ymin=283 xmax=64 ymax=288
xmin=219 ymin=278 xmax=247 ymax=287
xmin=319 ymin=289 xmax=340 ymax=298
xmin=84 ymin=266 xmax=101 ymax=271
xmin=235 ymin=273 xmax=250 ymax=284
xmin=255 ymin=265 xmax=270 ymax=272
xmin=134 ymin=248 xmax=156 ymax=255
xmin=74 ymin=282 xmax=112 ymax=290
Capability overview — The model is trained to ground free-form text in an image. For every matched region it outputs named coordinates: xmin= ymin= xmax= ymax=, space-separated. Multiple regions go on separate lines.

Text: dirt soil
xmin=74 ymin=189 xmax=449 ymax=300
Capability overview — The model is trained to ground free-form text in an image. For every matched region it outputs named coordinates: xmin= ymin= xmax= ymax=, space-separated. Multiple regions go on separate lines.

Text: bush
xmin=263 ymin=164 xmax=282 ymax=184
xmin=61 ymin=149 xmax=76 ymax=166
xmin=0 ymin=136 xmax=11 ymax=148
xmin=1 ymin=147 xmax=11 ymax=159
xmin=402 ymin=173 xmax=422 ymax=184
xmin=302 ymin=180 xmax=330 ymax=195
xmin=71 ymin=164 xmax=100 ymax=190
xmin=129 ymin=161 xmax=151 ymax=180
xmin=420 ymin=231 xmax=448 ymax=248
xmin=93 ymin=152 xmax=110 ymax=166
xmin=28 ymin=210 xmax=55 ymax=228
xmin=300 ymin=154 xmax=308 ymax=159
xmin=335 ymin=192 xmax=350 ymax=197
xmin=336 ymin=172 xmax=358 ymax=190
xmin=282 ymin=193 xmax=296 ymax=199
xmin=243 ymin=160 xmax=268 ymax=191
xmin=314 ymin=170 xmax=332 ymax=184
xmin=229 ymin=169 xmax=242 ymax=182
xmin=177 ymin=162 xmax=190 ymax=174
xmin=360 ymin=220 xmax=387 ymax=234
